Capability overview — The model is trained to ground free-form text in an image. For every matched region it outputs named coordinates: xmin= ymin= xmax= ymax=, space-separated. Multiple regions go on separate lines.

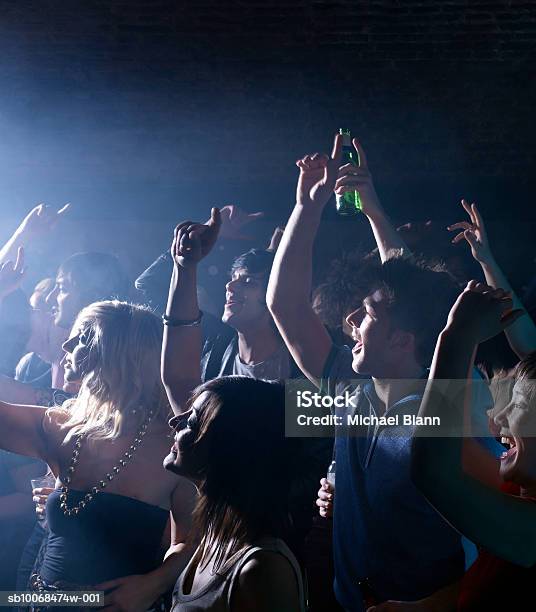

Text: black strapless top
xmin=40 ymin=489 xmax=169 ymax=585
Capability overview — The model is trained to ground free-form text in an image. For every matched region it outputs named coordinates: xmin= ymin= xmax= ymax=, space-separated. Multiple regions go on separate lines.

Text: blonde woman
xmin=0 ymin=301 xmax=196 ymax=611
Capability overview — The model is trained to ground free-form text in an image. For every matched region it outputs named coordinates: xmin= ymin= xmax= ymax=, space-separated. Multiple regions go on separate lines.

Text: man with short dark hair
xmin=136 ymin=227 xmax=295 ymax=382
xmin=267 ymin=134 xmax=493 ymax=610
xmin=160 ymin=211 xmax=331 ymax=570
xmin=202 ymin=247 xmax=294 ymax=381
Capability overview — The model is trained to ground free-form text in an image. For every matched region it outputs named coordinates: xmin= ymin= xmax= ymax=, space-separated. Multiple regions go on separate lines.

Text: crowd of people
xmin=0 ymin=131 xmax=534 ymax=611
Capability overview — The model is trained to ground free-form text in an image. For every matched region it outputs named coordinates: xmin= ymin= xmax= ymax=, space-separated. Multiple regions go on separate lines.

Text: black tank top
xmin=40 ymin=489 xmax=168 ymax=585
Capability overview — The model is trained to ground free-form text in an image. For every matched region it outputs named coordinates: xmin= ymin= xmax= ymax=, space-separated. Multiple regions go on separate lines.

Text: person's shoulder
xmin=235 ymin=548 xmax=301 ymax=612
xmin=15 ymin=352 xmax=51 ymax=385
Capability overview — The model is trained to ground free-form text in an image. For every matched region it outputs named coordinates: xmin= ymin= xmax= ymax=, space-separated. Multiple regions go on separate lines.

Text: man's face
xmin=46 ymin=274 xmax=84 ymax=329
xmin=222 ymin=268 xmax=270 ymax=330
xmin=345 ymin=289 xmax=404 ymax=377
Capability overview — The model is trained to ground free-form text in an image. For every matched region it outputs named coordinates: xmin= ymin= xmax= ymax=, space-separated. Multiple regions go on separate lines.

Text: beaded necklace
xmin=59 ymin=408 xmax=154 ymax=517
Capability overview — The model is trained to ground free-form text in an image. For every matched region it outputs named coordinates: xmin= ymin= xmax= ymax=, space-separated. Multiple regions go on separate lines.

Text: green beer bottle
xmin=335 ymin=128 xmax=362 ymax=215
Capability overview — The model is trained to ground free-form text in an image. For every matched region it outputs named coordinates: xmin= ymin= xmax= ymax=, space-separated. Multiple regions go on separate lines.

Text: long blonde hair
xmin=61 ymin=301 xmax=168 ymax=441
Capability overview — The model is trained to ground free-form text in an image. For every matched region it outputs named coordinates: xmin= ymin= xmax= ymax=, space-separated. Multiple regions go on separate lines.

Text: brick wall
xmin=0 ymin=0 xmax=534 ymax=289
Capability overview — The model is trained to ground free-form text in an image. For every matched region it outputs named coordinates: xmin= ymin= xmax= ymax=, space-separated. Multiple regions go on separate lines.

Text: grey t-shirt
xmin=232 ymin=345 xmax=292 ymax=382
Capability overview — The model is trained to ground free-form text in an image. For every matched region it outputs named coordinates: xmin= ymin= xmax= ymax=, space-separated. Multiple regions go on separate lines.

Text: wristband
xmin=162 ymin=311 xmax=203 ymax=327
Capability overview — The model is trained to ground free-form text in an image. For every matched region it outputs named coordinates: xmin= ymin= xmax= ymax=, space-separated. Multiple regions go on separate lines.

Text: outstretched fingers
xmin=296 ymin=154 xmax=328 ymax=171
xmin=448 ymin=221 xmax=472 ymax=232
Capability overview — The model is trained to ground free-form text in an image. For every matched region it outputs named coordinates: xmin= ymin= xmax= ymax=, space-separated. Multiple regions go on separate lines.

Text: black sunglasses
xmin=168 ymin=408 xmax=198 ymax=432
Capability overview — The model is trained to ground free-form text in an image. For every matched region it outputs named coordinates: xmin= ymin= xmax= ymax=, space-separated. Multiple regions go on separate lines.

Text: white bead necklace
xmin=59 ymin=409 xmax=154 ymax=517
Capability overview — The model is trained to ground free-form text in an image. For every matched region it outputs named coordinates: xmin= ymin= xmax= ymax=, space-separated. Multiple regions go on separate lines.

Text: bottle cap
xmin=339 ymin=128 xmax=352 ymax=145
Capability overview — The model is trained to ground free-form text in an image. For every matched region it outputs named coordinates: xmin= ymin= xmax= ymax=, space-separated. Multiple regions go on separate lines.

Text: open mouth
xmin=501 ymin=435 xmax=516 ymax=448
xmin=500 ymin=436 xmax=517 ymax=460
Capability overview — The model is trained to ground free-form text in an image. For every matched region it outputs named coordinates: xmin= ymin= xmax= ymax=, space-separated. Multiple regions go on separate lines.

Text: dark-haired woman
xmin=162 ymin=211 xmax=305 ymax=611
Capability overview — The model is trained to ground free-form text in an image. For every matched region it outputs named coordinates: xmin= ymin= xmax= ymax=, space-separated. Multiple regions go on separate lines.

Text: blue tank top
xmin=40 ymin=489 xmax=169 ymax=585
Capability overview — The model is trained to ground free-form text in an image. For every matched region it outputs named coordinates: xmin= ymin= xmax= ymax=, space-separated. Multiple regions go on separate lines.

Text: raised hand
xmin=445 ymin=280 xmax=524 ymax=345
xmin=0 ymin=247 xmax=25 ymax=299
xmin=296 ymin=133 xmax=342 ymax=210
xmin=218 ymin=204 xmax=264 ymax=240
xmin=334 ymin=138 xmax=381 ymax=217
xmin=171 ymin=208 xmax=221 ymax=269
xmin=447 ymin=199 xmax=493 ymax=265
xmin=15 ymin=203 xmax=70 ymax=240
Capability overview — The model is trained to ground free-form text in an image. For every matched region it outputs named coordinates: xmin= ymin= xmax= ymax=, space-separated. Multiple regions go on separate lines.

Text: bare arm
xmin=0 ymin=375 xmax=55 ymax=406
xmin=334 ymin=138 xmax=409 ymax=263
xmin=267 ymin=138 xmax=343 ymax=386
xmin=267 ymin=204 xmax=333 ymax=386
xmin=161 ymin=264 xmax=203 ymax=414
xmin=148 ymin=477 xmax=197 ymax=598
xmin=161 ymin=210 xmax=221 ymax=414
xmin=412 ymin=283 xmax=536 ymax=567
xmin=0 ymin=400 xmax=50 ymax=460
xmin=448 ymin=199 xmax=536 ymax=359
xmin=0 ymin=221 xmax=26 ymax=266
xmin=0 ymin=204 xmax=70 ymax=265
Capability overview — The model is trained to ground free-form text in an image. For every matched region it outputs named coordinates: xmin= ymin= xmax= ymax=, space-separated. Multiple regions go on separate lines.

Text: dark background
xmin=0 ymin=0 xmax=534 ymax=298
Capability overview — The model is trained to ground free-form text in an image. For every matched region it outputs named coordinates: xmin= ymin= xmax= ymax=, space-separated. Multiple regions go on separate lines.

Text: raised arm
xmin=161 ymin=209 xmax=221 ymax=414
xmin=0 ymin=246 xmax=25 ymax=302
xmin=412 ymin=282 xmax=536 ymax=566
xmin=448 ymin=199 xmax=536 ymax=359
xmin=0 ymin=204 xmax=70 ymax=265
xmin=266 ymin=136 xmax=342 ymax=385
xmin=0 ymin=249 xmax=66 ymax=404
xmin=334 ymin=138 xmax=408 ymax=262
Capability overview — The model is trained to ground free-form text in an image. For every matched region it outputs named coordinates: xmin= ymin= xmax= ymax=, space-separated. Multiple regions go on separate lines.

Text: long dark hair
xmin=186 ymin=376 xmax=299 ymax=571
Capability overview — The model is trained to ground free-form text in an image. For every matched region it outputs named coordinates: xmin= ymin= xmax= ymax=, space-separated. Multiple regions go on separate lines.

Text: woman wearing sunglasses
xmin=0 ymin=300 xmax=196 ymax=611
xmin=161 ymin=210 xmax=306 ymax=612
